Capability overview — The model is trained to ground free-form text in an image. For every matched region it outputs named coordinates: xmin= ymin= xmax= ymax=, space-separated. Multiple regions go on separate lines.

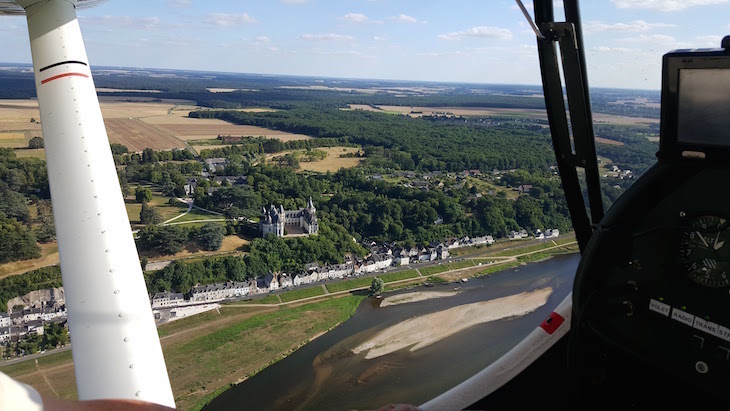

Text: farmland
xmin=347 ymin=104 xmax=658 ymax=126
xmin=0 ymin=100 xmax=312 ymax=153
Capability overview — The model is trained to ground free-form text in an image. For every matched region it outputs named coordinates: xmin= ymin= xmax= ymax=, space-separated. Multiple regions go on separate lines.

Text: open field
xmin=155 ymin=124 xmax=313 ymax=142
xmin=325 ymin=277 xmax=373 ymax=293
xmin=347 ymin=104 xmax=659 ymax=126
xmin=595 ymin=136 xmax=625 ymax=146
xmin=279 ymin=286 xmax=326 ymax=303
xmin=379 ymin=269 xmax=420 ymax=283
xmin=141 ymin=235 xmax=250 ymax=262
xmin=0 ymin=100 xmax=307 ymax=152
xmin=0 ymin=132 xmax=28 ymax=148
xmin=104 ymin=118 xmax=186 ymax=152
xmin=1 ymin=296 xmax=364 ymax=410
xmin=268 ymin=146 xmax=362 ymax=173
xmin=13 ymin=148 xmax=46 ymax=159
xmin=0 ymin=242 xmax=59 ymax=279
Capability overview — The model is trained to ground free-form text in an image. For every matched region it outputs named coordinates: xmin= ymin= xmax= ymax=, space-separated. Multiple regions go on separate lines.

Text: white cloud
xmin=585 ymin=20 xmax=676 ymax=33
xmin=696 ymin=34 xmax=723 ymax=46
xmin=611 ymin=0 xmax=729 ymax=12
xmin=79 ymin=16 xmax=162 ymax=30
xmin=341 ymin=13 xmax=369 ymax=23
xmin=300 ymin=33 xmax=354 ymax=41
xmin=167 ymin=0 xmax=191 ymax=8
xmin=255 ymin=36 xmax=270 ymax=43
xmin=390 ymin=14 xmax=425 ymax=24
xmin=204 ymin=13 xmax=257 ymax=27
xmin=438 ymin=26 xmax=513 ymax=41
xmin=591 ymin=46 xmax=639 ymax=53
xmin=373 ymin=36 xmax=386 ymax=41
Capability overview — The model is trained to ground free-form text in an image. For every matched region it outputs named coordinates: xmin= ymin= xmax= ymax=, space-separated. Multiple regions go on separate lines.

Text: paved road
xmin=0 ymin=346 xmax=72 ymax=368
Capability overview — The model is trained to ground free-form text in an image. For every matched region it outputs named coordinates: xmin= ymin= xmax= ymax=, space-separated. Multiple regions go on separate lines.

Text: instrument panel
xmin=574 ymin=165 xmax=730 ymax=405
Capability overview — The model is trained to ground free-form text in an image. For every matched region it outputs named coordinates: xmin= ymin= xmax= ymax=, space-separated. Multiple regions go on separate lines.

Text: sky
xmin=2 ymin=0 xmax=730 ymax=89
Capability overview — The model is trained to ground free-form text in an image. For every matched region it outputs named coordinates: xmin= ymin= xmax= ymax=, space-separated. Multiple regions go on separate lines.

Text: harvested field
xmin=104 ymin=118 xmax=185 ymax=151
xmin=155 ymin=124 xmax=312 ymax=142
xmin=594 ymin=137 xmax=625 ymax=146
xmin=0 ymin=132 xmax=28 ymax=148
xmin=141 ymin=115 xmax=230 ymax=125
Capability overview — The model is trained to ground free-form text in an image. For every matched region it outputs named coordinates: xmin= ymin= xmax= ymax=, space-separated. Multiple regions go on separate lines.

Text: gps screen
xmin=677 ymin=68 xmax=730 ymax=146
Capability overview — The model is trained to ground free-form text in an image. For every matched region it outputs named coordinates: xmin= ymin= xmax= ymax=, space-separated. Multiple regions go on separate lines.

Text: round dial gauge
xmin=679 ymin=215 xmax=730 ymax=287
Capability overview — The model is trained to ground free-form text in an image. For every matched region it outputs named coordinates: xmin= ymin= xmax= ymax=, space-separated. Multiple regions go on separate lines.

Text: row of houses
xmin=0 ymin=306 xmax=67 ymax=327
xmin=150 ymin=234 xmax=499 ymax=310
xmin=508 ymin=228 xmax=560 ymax=239
xmin=0 ymin=318 xmax=66 ymax=344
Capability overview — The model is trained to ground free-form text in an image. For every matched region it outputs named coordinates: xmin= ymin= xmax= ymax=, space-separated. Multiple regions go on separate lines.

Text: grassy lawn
xmin=279 ymin=286 xmax=325 ymax=303
xmin=517 ymin=244 xmax=579 ymax=263
xmin=235 ymin=294 xmax=281 ymax=305
xmin=379 ymin=269 xmax=419 ymax=283
xmin=477 ymin=261 xmax=522 ymax=276
xmin=419 ymin=264 xmax=449 ymax=276
xmin=494 ymin=240 xmax=556 ymax=257
xmin=447 ymin=260 xmax=476 ymax=270
xmin=169 ymin=209 xmax=222 ymax=224
xmin=325 ymin=277 xmax=373 ymax=293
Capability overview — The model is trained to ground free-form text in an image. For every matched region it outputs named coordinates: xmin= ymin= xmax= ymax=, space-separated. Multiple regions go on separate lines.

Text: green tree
xmin=197 ymin=223 xmax=225 ymax=251
xmin=0 ymin=212 xmax=41 ymax=264
xmin=140 ymin=202 xmax=162 ymax=225
xmin=135 ymin=187 xmax=153 ymax=203
xmin=140 ymin=256 xmax=149 ymax=271
xmin=28 ymin=137 xmax=44 ymax=149
xmin=34 ymin=199 xmax=55 ymax=243
xmin=110 ymin=143 xmax=129 ymax=155
xmin=369 ymin=277 xmax=384 ymax=295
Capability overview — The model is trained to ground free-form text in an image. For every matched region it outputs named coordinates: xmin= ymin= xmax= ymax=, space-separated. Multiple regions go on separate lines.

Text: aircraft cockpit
xmin=568 ymin=42 xmax=730 ymax=408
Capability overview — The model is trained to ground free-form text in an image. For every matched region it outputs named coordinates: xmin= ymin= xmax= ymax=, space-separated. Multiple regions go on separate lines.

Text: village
xmin=149 ymin=228 xmax=560 ymax=317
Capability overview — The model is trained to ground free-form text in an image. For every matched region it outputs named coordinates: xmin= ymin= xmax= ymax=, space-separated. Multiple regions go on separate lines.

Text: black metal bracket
xmin=534 ymin=0 xmax=604 ymax=254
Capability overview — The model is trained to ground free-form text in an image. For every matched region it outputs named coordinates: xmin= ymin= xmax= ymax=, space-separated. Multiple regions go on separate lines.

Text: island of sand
xmin=353 ymin=287 xmax=553 ymax=359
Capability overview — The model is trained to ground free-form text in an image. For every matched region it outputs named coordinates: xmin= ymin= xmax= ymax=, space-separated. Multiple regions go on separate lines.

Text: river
xmin=205 ymin=254 xmax=580 ymax=411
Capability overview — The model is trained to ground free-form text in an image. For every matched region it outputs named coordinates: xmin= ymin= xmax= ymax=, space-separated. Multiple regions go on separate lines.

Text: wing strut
xmin=20 ymin=0 xmax=175 ymax=407
xmin=529 ymin=0 xmax=604 ymax=252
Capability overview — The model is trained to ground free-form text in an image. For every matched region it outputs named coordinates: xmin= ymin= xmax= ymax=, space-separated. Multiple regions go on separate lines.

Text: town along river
xmin=205 ymin=254 xmax=580 ymax=411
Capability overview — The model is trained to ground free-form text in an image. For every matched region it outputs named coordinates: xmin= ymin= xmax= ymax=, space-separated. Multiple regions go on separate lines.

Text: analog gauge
xmin=679 ymin=215 xmax=730 ymax=287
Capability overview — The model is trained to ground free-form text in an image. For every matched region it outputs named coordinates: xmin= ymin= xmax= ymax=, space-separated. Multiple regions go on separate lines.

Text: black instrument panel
xmin=573 ymin=165 xmax=730 ymax=405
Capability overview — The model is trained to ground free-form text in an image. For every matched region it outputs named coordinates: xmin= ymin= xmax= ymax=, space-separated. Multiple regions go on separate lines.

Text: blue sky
xmin=3 ymin=0 xmax=730 ymax=89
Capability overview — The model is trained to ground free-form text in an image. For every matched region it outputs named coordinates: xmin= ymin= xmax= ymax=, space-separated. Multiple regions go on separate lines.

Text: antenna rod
xmin=19 ymin=0 xmax=175 ymax=407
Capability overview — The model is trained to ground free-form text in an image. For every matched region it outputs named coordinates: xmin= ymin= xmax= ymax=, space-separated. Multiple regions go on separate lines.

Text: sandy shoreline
xmin=353 ymin=287 xmax=553 ymax=359
xmin=379 ymin=291 xmax=460 ymax=307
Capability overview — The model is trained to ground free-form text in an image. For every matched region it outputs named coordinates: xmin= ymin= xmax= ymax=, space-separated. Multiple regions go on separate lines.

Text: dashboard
xmin=572 ymin=164 xmax=730 ymax=405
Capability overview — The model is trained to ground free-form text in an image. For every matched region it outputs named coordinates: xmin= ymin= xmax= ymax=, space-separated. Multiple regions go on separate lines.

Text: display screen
xmin=677 ymin=68 xmax=730 ymax=146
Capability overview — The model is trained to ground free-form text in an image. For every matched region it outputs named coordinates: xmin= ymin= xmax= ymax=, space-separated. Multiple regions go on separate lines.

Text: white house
xmin=392 ymin=249 xmax=410 ymax=266
xmin=265 ymin=273 xmax=279 ymax=291
xmin=437 ymin=246 xmax=450 ymax=260
xmin=293 ymin=272 xmax=317 ymax=286
xmin=152 ymin=292 xmax=186 ymax=308
xmin=545 ymin=229 xmax=560 ymax=238
xmin=535 ymin=229 xmax=545 ymax=239
xmin=0 ymin=313 xmax=9 ymax=328
xmin=192 ymin=281 xmax=250 ymax=302
xmin=279 ymin=273 xmax=293 ymax=288
xmin=509 ymin=230 xmax=528 ymax=239
xmin=22 ymin=308 xmax=42 ymax=323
